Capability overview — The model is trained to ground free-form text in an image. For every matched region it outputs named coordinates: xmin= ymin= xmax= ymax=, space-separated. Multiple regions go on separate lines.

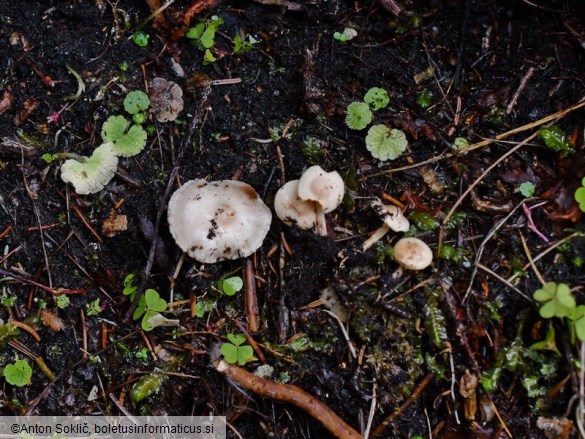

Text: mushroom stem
xmin=392 ymin=265 xmax=404 ymax=279
xmin=362 ymin=224 xmax=390 ymax=251
xmin=314 ymin=204 xmax=328 ymax=236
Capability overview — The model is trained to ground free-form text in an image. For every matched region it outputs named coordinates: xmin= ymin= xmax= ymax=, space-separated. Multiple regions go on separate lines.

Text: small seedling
xmin=345 ymin=102 xmax=372 ymax=130
xmin=539 ymin=125 xmax=574 ymax=155
xmin=221 ymin=333 xmax=254 ymax=366
xmin=452 ymin=137 xmax=469 ymax=150
xmin=195 ymin=298 xmax=214 ymax=318
xmin=215 ymin=276 xmax=244 ymax=296
xmin=131 ymin=31 xmax=149 ymax=47
xmin=124 ymin=91 xmax=150 ymax=114
xmin=364 ymin=87 xmax=389 ymax=111
xmin=333 ymin=28 xmax=357 ymax=42
xmin=517 ymin=181 xmax=536 ymax=198
xmin=533 ymin=282 xmax=575 ymax=318
xmin=132 ymin=289 xmax=168 ymax=331
xmin=101 ymin=115 xmax=148 ymax=157
xmin=135 ymin=348 xmax=149 ymax=360
xmin=365 ymin=124 xmax=408 ymax=161
xmin=301 ymin=136 xmax=324 ymax=165
xmin=416 ymin=89 xmax=433 ymax=108
xmin=233 ymin=34 xmax=258 ymax=54
xmin=55 ymin=295 xmax=70 ymax=309
xmin=575 ymin=177 xmax=585 ymax=212
xmin=185 ymin=16 xmax=224 ymax=63
xmin=3 ymin=359 xmax=32 ymax=387
xmin=122 ymin=273 xmax=138 ymax=301
xmin=86 ymin=299 xmax=102 ymax=316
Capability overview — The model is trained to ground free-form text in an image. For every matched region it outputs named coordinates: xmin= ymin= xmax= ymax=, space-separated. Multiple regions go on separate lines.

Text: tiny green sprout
xmin=123 ymin=91 xmax=150 ymax=115
xmin=568 ymin=305 xmax=585 ymax=342
xmin=539 ymin=125 xmax=574 ymax=155
xmin=452 ymin=137 xmax=469 ymax=150
xmin=86 ymin=299 xmax=101 ymax=316
xmin=101 ymin=115 xmax=148 ymax=157
xmin=132 ymin=112 xmax=147 ymax=125
xmin=345 ymin=102 xmax=372 ymax=130
xmin=186 ymin=16 xmax=223 ymax=54
xmin=364 ymin=87 xmax=389 ymax=111
xmin=195 ymin=299 xmax=214 ymax=318
xmin=333 ymin=28 xmax=357 ymax=42
xmin=301 ymin=136 xmax=324 ymax=165
xmin=131 ymin=31 xmax=149 ymax=47
xmin=416 ymin=89 xmax=432 ymax=108
xmin=203 ymin=48 xmax=217 ymax=64
xmin=130 ymin=373 xmax=166 ymax=402
xmin=135 ymin=348 xmax=149 ymax=360
xmin=221 ymin=333 xmax=254 ymax=366
xmin=575 ymin=177 xmax=585 ymax=212
xmin=132 ymin=289 xmax=167 ymax=331
xmin=4 ymin=359 xmax=32 ymax=387
xmin=233 ymin=34 xmax=258 ymax=54
xmin=41 ymin=153 xmax=56 ymax=163
xmin=215 ymin=276 xmax=244 ymax=296
xmin=118 ymin=61 xmax=129 ymax=72
xmin=122 ymin=273 xmax=138 ymax=301
xmin=517 ymin=181 xmax=536 ymax=198
xmin=533 ymin=282 xmax=575 ymax=319
xmin=365 ymin=124 xmax=408 ymax=161
xmin=55 ymin=295 xmax=69 ymax=309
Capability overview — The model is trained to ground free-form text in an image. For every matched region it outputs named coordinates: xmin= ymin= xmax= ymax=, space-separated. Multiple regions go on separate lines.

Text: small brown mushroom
xmin=167 ymin=179 xmax=272 ymax=263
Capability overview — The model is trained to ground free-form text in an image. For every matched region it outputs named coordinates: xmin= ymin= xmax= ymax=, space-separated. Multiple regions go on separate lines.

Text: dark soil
xmin=1 ymin=0 xmax=585 ymax=437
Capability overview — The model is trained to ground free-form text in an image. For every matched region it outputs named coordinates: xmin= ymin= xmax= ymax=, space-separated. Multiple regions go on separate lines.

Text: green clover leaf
xmin=217 ymin=276 xmax=243 ymax=296
xmin=533 ymin=282 xmax=575 ymax=318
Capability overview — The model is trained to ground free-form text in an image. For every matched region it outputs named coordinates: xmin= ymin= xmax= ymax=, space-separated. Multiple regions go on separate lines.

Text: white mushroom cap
xmin=371 ymin=200 xmax=409 ymax=232
xmin=297 ymin=165 xmax=345 ymax=213
xmin=393 ymin=237 xmax=433 ymax=270
xmin=274 ymin=180 xmax=318 ymax=229
xmin=168 ymin=179 xmax=272 ymax=263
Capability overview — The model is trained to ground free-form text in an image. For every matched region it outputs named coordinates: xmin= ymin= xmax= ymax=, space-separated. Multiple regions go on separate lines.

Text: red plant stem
xmin=244 ymin=258 xmax=259 ymax=332
xmin=215 ymin=360 xmax=363 ymax=439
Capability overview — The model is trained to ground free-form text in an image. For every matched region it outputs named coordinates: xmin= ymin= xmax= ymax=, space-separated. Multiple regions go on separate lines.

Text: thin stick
xmin=71 ymin=204 xmax=103 ymax=244
xmin=519 ymin=231 xmax=546 ymax=286
xmin=323 ymin=310 xmax=357 ymax=359
xmin=364 ymin=381 xmax=377 ymax=439
xmin=367 ymin=97 xmax=585 ymax=178
xmin=215 ymin=360 xmax=363 ymax=439
xmin=507 ymin=67 xmax=535 ymax=114
xmin=10 ymin=320 xmax=41 ymax=341
xmin=244 ymin=258 xmax=259 ymax=332
xmin=476 ymin=263 xmax=532 ymax=301
xmin=80 ymin=309 xmax=88 ymax=360
xmin=372 ymin=373 xmax=435 ymax=437
xmin=443 ymin=131 xmax=538 ymax=227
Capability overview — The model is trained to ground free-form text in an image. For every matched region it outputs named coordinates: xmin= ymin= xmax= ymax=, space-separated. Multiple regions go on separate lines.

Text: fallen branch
xmin=215 ymin=360 xmax=363 ymax=439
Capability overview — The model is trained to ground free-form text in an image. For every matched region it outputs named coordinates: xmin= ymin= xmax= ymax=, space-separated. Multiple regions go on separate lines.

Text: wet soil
xmin=1 ymin=0 xmax=585 ymax=437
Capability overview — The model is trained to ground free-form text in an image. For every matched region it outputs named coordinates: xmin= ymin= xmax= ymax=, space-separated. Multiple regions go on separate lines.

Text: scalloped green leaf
xmin=365 ymin=125 xmax=408 ymax=161
xmin=4 ymin=360 xmax=32 ymax=387
xmin=124 ymin=91 xmax=150 ymax=115
xmin=101 ymin=115 xmax=148 ymax=157
xmin=345 ymin=102 xmax=372 ymax=130
xmin=364 ymin=87 xmax=389 ymax=111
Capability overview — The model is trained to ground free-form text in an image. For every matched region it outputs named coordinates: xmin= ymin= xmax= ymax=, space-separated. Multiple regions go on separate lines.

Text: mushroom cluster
xmin=167 ymin=179 xmax=272 ymax=263
xmin=274 ymin=165 xmax=345 ymax=235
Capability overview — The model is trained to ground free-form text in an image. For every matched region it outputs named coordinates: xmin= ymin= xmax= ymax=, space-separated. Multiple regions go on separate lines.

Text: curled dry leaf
xmin=40 ymin=309 xmax=65 ymax=331
xmin=101 ymin=211 xmax=128 ymax=238
xmin=149 ymin=77 xmax=184 ymax=122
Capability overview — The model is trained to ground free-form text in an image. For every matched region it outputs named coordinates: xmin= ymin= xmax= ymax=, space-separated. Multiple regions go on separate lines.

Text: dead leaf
xmin=40 ymin=309 xmax=65 ymax=331
xmin=0 ymin=91 xmax=13 ymax=115
xmin=536 ymin=416 xmax=573 ymax=439
xmin=101 ymin=211 xmax=128 ymax=238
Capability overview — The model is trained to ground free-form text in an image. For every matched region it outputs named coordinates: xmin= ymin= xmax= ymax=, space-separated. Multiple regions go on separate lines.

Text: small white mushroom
xmin=167 ymin=179 xmax=272 ymax=263
xmin=297 ymin=165 xmax=345 ymax=235
xmin=149 ymin=77 xmax=184 ymax=122
xmin=362 ymin=199 xmax=410 ymax=251
xmin=392 ymin=237 xmax=433 ymax=277
xmin=274 ymin=180 xmax=318 ymax=230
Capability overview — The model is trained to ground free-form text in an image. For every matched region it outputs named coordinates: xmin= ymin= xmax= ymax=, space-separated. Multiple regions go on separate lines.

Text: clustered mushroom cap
xmin=274 ymin=180 xmax=317 ymax=229
xmin=167 ymin=179 xmax=272 ymax=263
xmin=393 ymin=237 xmax=433 ymax=270
xmin=371 ymin=200 xmax=409 ymax=232
xmin=297 ymin=165 xmax=345 ymax=213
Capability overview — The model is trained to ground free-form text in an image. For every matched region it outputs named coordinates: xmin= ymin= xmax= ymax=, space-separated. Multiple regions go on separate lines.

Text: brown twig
xmin=507 ymin=66 xmax=535 ymax=114
xmin=10 ymin=320 xmax=41 ymax=342
xmin=71 ymin=204 xmax=103 ymax=244
xmin=244 ymin=258 xmax=259 ymax=333
xmin=215 ymin=360 xmax=363 ymax=439
xmin=372 ymin=373 xmax=435 ymax=437
xmin=80 ymin=309 xmax=88 ymax=360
